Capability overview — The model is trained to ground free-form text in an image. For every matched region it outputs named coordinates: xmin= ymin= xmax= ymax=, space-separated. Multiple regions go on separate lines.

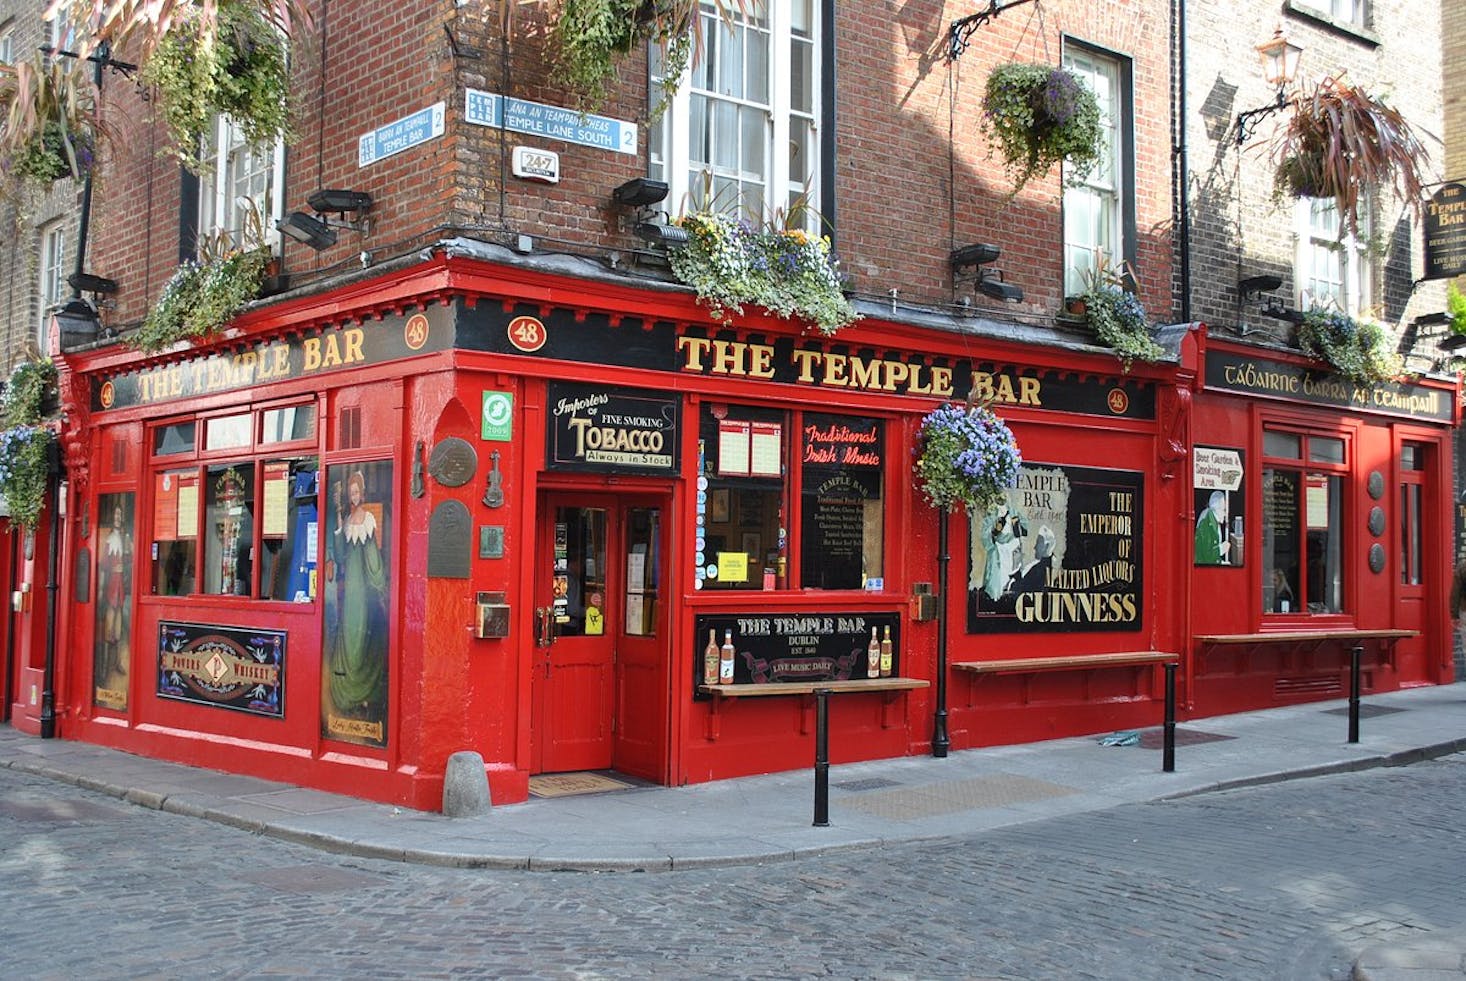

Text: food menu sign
xmin=692 ymin=612 xmax=900 ymax=693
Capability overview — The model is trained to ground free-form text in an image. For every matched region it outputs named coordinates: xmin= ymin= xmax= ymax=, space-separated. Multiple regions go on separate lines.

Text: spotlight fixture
xmin=276 ymin=212 xmax=338 ymax=251
xmin=612 ymin=177 xmax=669 ymax=208
xmin=67 ymin=272 xmax=119 ymax=295
xmin=307 ymin=189 xmax=373 ymax=214
xmin=977 ymin=269 xmax=1024 ymax=303
xmin=634 ymin=221 xmax=690 ymax=246
xmin=949 ymin=243 xmax=1001 ymax=270
xmin=1261 ymin=299 xmax=1304 ymax=323
xmin=1439 ymin=333 xmax=1466 ymax=351
xmin=1412 ymin=311 xmax=1450 ymax=328
xmin=1238 ymin=273 xmax=1283 ymax=301
xmin=277 ymin=189 xmax=374 ymax=251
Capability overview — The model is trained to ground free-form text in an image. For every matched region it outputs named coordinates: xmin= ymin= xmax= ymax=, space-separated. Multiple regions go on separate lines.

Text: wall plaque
xmin=428 ymin=437 xmax=478 ymax=488
xmin=428 ymin=500 xmax=472 ymax=578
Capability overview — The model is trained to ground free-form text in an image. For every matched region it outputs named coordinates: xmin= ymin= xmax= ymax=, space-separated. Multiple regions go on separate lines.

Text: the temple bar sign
xmin=1424 ymin=182 xmax=1466 ymax=280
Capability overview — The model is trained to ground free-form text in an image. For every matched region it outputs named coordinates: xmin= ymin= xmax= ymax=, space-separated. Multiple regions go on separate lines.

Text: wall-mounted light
xmin=1234 ymin=27 xmax=1303 ymax=146
xmin=612 ymin=178 xmax=684 ymax=248
xmin=950 ymin=243 xmax=1023 ymax=302
xmin=67 ymin=272 xmax=119 ymax=295
xmin=1238 ymin=273 xmax=1283 ymax=302
xmin=634 ymin=222 xmax=690 ymax=246
xmin=276 ymin=189 xmax=373 ymax=252
xmin=612 ymin=177 xmax=669 ymax=208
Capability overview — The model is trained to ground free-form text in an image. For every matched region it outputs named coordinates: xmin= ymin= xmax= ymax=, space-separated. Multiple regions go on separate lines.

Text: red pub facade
xmin=3 ymin=0 xmax=1455 ymax=810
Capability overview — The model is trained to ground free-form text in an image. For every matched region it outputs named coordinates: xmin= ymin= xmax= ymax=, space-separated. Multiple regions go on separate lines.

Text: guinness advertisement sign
xmin=546 ymin=382 xmax=681 ymax=474
xmin=1205 ymin=350 xmax=1453 ymax=423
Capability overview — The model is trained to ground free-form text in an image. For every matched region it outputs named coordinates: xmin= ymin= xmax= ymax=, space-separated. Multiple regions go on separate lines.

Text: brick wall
xmin=81 ymin=0 xmax=1177 ymax=335
xmin=1184 ymin=0 xmax=1446 ymax=349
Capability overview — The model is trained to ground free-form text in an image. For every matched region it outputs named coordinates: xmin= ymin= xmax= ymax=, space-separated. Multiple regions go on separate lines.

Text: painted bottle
xmin=867 ymin=627 xmax=881 ymax=678
xmin=703 ymin=629 xmax=720 ymax=686
xmin=879 ymin=625 xmax=893 ymax=677
xmin=719 ymin=629 xmax=736 ymax=684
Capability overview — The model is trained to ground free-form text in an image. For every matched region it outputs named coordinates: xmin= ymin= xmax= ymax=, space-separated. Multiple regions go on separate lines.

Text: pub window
xmin=149 ymin=402 xmax=319 ymax=602
xmin=1399 ymin=442 xmax=1424 ymax=587
xmin=1262 ymin=429 xmax=1347 ymax=615
xmin=698 ymin=403 xmax=886 ymax=591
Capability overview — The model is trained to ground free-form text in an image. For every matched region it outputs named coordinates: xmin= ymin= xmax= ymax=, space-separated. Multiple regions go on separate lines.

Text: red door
xmin=533 ymin=494 xmax=669 ymax=777
xmin=1394 ymin=441 xmax=1429 ymax=681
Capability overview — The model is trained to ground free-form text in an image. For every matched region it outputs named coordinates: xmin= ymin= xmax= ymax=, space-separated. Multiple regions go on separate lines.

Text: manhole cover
xmin=1322 ymin=703 xmax=1405 ymax=718
xmin=834 ymin=777 xmax=900 ymax=792
xmin=1138 ymin=727 xmax=1237 ymax=749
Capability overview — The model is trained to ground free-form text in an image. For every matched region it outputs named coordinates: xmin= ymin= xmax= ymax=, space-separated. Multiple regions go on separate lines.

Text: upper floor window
xmin=1296 ymin=197 xmax=1370 ymax=315
xmin=39 ymin=221 xmax=67 ymax=343
xmin=199 ymin=115 xmax=283 ymax=253
xmin=1062 ymin=46 xmax=1130 ymax=295
xmin=46 ymin=0 xmax=76 ymax=52
xmin=1320 ymin=0 xmax=1366 ymax=26
xmin=650 ymin=0 xmax=819 ymax=230
xmin=1 ymin=25 xmax=15 ymax=64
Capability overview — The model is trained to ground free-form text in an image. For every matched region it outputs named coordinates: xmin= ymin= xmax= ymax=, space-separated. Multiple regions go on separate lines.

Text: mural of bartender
xmin=1194 ymin=490 xmax=1231 ymax=565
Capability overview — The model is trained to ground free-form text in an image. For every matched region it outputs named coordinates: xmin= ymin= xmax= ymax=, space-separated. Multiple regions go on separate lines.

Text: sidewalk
xmin=4 ymin=685 xmax=1466 ymax=975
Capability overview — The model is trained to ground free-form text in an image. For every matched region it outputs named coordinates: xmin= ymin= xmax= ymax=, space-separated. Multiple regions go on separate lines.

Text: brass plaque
xmin=428 ymin=437 xmax=478 ymax=488
xmin=427 ymin=500 xmax=472 ymax=579
xmin=75 ymin=547 xmax=91 ymax=602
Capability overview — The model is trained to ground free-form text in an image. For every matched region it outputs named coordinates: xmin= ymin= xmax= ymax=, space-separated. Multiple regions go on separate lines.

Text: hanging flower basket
xmin=140 ymin=0 xmax=292 ymax=170
xmin=981 ymin=63 xmax=1102 ymax=195
xmin=2 ymin=358 xmax=58 ymax=428
xmin=914 ymin=401 xmax=1022 ymax=514
xmin=1270 ymin=75 xmax=1428 ymax=235
xmin=0 ymin=425 xmax=54 ymax=528
xmin=1 ymin=52 xmax=102 ymax=187
xmin=134 ymin=246 xmax=272 ymax=353
xmin=1296 ymin=308 xmax=1402 ymax=385
xmin=667 ymin=212 xmax=859 ymax=335
xmin=1079 ymin=284 xmax=1164 ymax=370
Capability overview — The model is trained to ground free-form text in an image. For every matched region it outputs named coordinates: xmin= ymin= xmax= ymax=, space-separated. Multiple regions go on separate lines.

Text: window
xmin=1262 ymin=429 xmax=1347 ymax=615
xmin=1399 ymin=443 xmax=1423 ymax=587
xmin=39 ymin=222 xmax=67 ymax=344
xmin=1 ymin=25 xmax=14 ymax=65
xmin=650 ymin=0 xmax=820 ymax=228
xmin=149 ymin=403 xmax=319 ymax=601
xmin=1321 ymin=0 xmax=1366 ymax=26
xmin=1296 ymin=197 xmax=1370 ymax=315
xmin=198 ymin=115 xmax=284 ymax=253
xmin=697 ymin=404 xmax=885 ymax=591
xmin=46 ymin=1 xmax=76 ymax=52
xmin=1062 ymin=46 xmax=1130 ymax=295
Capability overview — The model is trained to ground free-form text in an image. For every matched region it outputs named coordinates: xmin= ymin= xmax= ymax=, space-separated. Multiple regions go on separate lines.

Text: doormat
xmin=528 ymin=772 xmax=637 ymax=798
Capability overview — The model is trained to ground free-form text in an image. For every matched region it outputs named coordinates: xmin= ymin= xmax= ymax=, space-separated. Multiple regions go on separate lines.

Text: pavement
xmin=5 ymin=684 xmax=1466 ymax=977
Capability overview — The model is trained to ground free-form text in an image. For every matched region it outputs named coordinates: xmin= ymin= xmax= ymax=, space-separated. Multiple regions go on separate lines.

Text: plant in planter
xmin=133 ymin=245 xmax=271 ymax=353
xmin=139 ymin=0 xmax=292 ymax=170
xmin=1271 ymin=75 xmax=1428 ymax=235
xmin=0 ymin=359 xmax=59 ymax=528
xmin=1 ymin=53 xmax=99 ymax=186
xmin=667 ymin=211 xmax=859 ymax=335
xmin=1296 ymin=307 xmax=1403 ymax=385
xmin=1069 ymin=261 xmax=1163 ymax=369
xmin=914 ymin=401 xmax=1023 ymax=515
xmin=981 ymin=63 xmax=1102 ymax=196
xmin=1447 ymin=283 xmax=1466 ymax=338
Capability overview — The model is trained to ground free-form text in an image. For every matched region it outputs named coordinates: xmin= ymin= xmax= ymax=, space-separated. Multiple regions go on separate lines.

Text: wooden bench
xmin=696 ymin=678 xmax=929 ymax=740
xmin=952 ymin=651 xmax=1179 ymax=675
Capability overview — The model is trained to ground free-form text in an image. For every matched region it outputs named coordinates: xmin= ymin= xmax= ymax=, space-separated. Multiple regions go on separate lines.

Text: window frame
xmin=1061 ymin=42 xmax=1135 ymax=296
xmin=39 ymin=220 xmax=68 ymax=345
xmin=1260 ymin=424 xmax=1353 ymax=619
xmin=197 ymin=114 xmax=285 ymax=254
xmin=1295 ymin=196 xmax=1372 ymax=315
xmin=695 ymin=400 xmax=891 ymax=594
xmin=146 ymin=399 xmax=320 ymax=603
xmin=650 ymin=0 xmax=823 ymax=232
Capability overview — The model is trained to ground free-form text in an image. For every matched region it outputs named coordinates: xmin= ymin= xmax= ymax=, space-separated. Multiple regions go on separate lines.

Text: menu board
xmin=693 ymin=611 xmax=900 ymax=690
xmin=800 ymin=415 xmax=883 ymax=590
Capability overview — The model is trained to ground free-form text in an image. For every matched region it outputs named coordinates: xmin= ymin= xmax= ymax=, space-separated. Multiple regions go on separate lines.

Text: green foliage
xmin=667 ymin=212 xmax=859 ymax=336
xmin=1447 ymin=283 xmax=1466 ymax=336
xmin=134 ymin=246 xmax=271 ymax=353
xmin=1080 ymin=285 xmax=1164 ymax=370
xmin=981 ymin=63 xmax=1102 ymax=196
xmin=140 ymin=0 xmax=292 ymax=170
xmin=2 ymin=359 xmax=57 ymax=428
xmin=1296 ymin=308 xmax=1403 ymax=385
xmin=0 ymin=425 xmax=54 ymax=527
xmin=1 ymin=52 xmax=100 ymax=190
xmin=1272 ymin=76 xmax=1428 ymax=236
xmin=914 ymin=402 xmax=1023 ymax=515
xmin=548 ymin=0 xmax=699 ymax=112
xmin=11 ymin=120 xmax=94 ymax=184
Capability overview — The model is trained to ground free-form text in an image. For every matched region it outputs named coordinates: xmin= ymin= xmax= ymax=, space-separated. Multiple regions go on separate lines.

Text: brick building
xmin=3 ymin=0 xmax=1453 ymax=810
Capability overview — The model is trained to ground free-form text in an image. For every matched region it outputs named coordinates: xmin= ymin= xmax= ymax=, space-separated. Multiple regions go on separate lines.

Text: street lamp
xmin=1234 ymin=27 xmax=1304 ymax=146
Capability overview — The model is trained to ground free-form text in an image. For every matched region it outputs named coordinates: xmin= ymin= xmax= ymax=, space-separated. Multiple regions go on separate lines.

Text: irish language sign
xmin=968 ymin=464 xmax=1144 ymax=633
xmin=465 ymin=89 xmax=638 ymax=155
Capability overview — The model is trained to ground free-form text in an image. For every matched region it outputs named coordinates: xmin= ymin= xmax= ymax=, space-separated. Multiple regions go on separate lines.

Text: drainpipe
xmin=1174 ymin=0 xmax=1191 ymax=323
xmin=39 ymin=438 xmax=61 ymax=739
xmin=1 ymin=524 xmax=14 ymax=724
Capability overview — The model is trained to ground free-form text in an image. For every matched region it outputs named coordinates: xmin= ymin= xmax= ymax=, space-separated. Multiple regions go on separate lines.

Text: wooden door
xmin=532 ymin=494 xmax=670 ymax=775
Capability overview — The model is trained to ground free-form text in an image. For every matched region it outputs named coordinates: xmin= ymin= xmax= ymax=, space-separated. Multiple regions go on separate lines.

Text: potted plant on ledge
xmin=666 ymin=212 xmax=859 ymax=336
xmin=1296 ymin=308 xmax=1403 ymax=385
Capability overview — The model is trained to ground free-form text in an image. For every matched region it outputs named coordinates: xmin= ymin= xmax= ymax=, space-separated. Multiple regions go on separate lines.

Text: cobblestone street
xmin=3 ymin=753 xmax=1463 ymax=978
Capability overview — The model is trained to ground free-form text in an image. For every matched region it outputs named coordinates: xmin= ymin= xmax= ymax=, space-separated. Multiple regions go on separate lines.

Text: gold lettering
xmin=302 ymin=337 xmax=321 ymax=372
xmin=344 ymin=328 xmax=364 ymax=364
xmin=1019 ymin=376 xmax=1041 ymax=406
xmin=822 ymin=352 xmax=849 ymax=386
xmin=791 ymin=349 xmax=821 ymax=383
xmin=677 ymin=336 xmax=711 ymax=371
xmin=749 ymin=343 xmax=775 ymax=379
xmin=931 ymin=366 xmax=954 ymax=397
xmin=711 ymin=340 xmax=745 ymax=376
xmin=849 ymin=356 xmax=881 ymax=390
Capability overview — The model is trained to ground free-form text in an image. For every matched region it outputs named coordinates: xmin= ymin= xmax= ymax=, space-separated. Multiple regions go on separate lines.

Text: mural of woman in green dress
xmin=322 ymin=463 xmax=391 ymax=747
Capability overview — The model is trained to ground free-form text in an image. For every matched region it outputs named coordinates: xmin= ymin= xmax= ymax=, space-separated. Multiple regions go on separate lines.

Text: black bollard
xmin=1163 ymin=661 xmax=1177 ymax=773
xmin=1348 ymin=645 xmax=1362 ymax=744
xmin=813 ymin=688 xmax=831 ymax=827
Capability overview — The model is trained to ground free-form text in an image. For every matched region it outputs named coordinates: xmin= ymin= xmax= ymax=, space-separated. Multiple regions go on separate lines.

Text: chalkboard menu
xmin=1263 ymin=470 xmax=1300 ymax=572
xmin=800 ymin=414 xmax=883 ymax=590
xmin=693 ymin=611 xmax=900 ymax=692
